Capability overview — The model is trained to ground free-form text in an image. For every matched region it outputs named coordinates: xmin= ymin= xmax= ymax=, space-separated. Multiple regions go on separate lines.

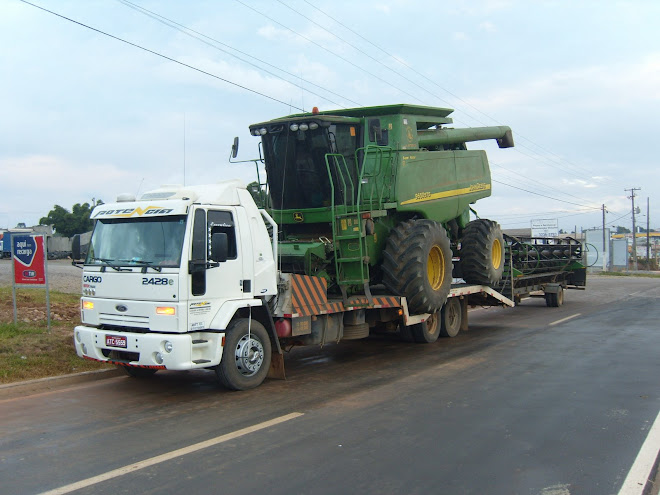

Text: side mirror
xmin=72 ymin=234 xmax=81 ymax=260
xmin=210 ymin=232 xmax=228 ymax=263
xmin=231 ymin=137 xmax=239 ymax=159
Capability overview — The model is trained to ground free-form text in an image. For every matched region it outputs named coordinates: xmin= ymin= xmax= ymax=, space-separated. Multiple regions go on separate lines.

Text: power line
xmin=298 ymin=0 xmax=618 ymax=187
xmin=492 ymin=179 xmax=602 ymax=209
xmin=116 ymin=0 xmax=361 ymax=108
xmin=233 ymin=0 xmax=427 ymax=105
xmin=18 ymin=0 xmax=305 ymax=111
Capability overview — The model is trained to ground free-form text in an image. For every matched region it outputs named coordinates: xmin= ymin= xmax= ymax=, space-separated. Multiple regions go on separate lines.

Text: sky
xmin=1 ymin=0 xmax=659 ymax=235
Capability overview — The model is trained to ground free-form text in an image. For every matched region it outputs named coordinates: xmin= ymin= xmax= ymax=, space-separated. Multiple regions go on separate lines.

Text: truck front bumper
xmin=73 ymin=325 xmax=224 ymax=370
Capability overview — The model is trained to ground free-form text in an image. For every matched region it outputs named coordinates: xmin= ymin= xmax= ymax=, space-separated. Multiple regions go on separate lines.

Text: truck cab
xmin=73 ymin=180 xmax=279 ymax=390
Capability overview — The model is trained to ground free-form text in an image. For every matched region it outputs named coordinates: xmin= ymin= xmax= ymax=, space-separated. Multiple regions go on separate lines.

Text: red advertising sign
xmin=13 ymin=234 xmax=47 ymax=285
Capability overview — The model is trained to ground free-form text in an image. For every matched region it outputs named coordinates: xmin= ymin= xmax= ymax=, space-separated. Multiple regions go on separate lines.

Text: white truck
xmin=73 ymin=180 xmax=514 ymax=390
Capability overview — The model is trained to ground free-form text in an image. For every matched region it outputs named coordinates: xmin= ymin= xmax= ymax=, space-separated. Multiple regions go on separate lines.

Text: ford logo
xmin=116 ymin=305 xmax=128 ymax=312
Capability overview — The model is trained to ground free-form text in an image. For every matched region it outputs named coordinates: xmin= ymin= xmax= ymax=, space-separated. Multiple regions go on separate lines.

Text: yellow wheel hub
xmin=427 ymin=245 xmax=445 ymax=290
xmin=492 ymin=238 xmax=502 ymax=269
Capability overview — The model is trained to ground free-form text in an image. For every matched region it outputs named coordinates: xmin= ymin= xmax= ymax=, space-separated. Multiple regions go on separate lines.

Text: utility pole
xmin=647 ymin=197 xmax=650 ymax=263
xmin=602 ymin=204 xmax=607 ymax=271
xmin=625 ymin=188 xmax=641 ymax=270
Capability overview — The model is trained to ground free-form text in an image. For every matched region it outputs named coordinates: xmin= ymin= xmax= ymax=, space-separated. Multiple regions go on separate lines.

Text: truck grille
xmin=99 ymin=313 xmax=149 ymax=329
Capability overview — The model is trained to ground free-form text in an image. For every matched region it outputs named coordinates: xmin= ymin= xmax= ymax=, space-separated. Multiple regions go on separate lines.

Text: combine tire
xmin=460 ymin=219 xmax=505 ymax=286
xmin=215 ymin=319 xmax=271 ymax=391
xmin=382 ymin=219 xmax=453 ymax=315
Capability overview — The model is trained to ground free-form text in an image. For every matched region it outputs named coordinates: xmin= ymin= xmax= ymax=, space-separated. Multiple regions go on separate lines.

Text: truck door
xmin=189 ymin=207 xmax=244 ymax=301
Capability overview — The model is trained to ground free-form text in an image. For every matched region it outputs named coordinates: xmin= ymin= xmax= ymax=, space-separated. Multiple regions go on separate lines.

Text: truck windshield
xmin=261 ymin=123 xmax=359 ymax=209
xmin=86 ymin=216 xmax=187 ymax=268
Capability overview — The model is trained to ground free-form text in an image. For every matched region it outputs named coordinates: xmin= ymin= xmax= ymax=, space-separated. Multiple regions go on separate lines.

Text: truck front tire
xmin=216 ymin=318 xmax=272 ymax=391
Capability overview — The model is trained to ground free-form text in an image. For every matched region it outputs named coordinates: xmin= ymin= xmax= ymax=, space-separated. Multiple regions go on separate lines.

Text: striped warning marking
xmin=291 ymin=274 xmax=328 ymax=316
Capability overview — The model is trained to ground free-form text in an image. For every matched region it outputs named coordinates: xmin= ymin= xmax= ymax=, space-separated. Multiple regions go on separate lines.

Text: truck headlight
xmin=163 ymin=341 xmax=173 ymax=353
xmin=154 ymin=352 xmax=164 ymax=364
xmin=83 ymin=301 xmax=94 ymax=310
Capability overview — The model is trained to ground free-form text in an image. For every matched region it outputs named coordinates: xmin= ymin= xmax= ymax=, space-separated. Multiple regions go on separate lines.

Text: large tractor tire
xmin=382 ymin=219 xmax=453 ymax=315
xmin=459 ymin=219 xmax=505 ymax=286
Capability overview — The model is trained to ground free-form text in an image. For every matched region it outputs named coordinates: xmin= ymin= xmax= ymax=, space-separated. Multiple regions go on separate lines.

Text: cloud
xmin=453 ymin=32 xmax=470 ymax=41
xmin=479 ymin=21 xmax=497 ymax=33
xmin=0 ymin=155 xmax=138 ymax=227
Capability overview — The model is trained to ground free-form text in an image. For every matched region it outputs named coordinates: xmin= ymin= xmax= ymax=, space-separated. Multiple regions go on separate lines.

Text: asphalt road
xmin=1 ymin=276 xmax=659 ymax=495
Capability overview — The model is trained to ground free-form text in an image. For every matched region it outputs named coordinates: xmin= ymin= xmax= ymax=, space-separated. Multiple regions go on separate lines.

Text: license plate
xmin=105 ymin=334 xmax=127 ymax=348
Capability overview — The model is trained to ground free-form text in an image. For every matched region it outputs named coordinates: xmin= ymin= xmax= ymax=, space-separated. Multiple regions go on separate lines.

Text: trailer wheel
xmin=460 ymin=219 xmax=505 ymax=286
xmin=121 ymin=366 xmax=158 ymax=378
xmin=382 ymin=219 xmax=453 ymax=314
xmin=410 ymin=312 xmax=441 ymax=343
xmin=216 ymin=318 xmax=271 ymax=391
xmin=440 ymin=298 xmax=462 ymax=337
xmin=545 ymin=286 xmax=564 ymax=307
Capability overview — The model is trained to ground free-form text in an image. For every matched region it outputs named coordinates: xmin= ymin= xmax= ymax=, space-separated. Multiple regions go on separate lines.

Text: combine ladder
xmin=324 ymin=153 xmax=371 ymax=303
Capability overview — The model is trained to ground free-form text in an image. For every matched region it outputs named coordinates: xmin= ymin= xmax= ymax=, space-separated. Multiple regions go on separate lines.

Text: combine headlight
xmin=259 ymin=127 xmax=267 ymax=135
xmin=289 ymin=123 xmax=299 ymax=131
xmin=299 ymin=123 xmax=309 ymax=131
xmin=309 ymin=122 xmax=319 ymax=130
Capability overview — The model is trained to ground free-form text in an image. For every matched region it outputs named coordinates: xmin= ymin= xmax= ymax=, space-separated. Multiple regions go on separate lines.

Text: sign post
xmin=11 ymin=234 xmax=51 ymax=332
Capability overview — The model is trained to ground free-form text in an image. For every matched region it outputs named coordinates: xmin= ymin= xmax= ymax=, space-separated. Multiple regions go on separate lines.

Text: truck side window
xmin=208 ymin=210 xmax=237 ymax=261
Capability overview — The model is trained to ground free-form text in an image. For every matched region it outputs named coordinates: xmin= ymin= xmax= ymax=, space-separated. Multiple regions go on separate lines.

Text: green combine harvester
xmin=246 ymin=104 xmax=514 ymax=314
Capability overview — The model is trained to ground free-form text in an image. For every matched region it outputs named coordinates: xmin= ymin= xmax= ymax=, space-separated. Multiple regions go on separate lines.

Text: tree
xmin=615 ymin=225 xmax=631 ymax=234
xmin=40 ymin=200 xmax=103 ymax=237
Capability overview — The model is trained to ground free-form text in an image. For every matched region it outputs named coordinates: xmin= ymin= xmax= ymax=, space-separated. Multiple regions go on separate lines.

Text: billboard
xmin=531 ymin=218 xmax=559 ymax=238
xmin=13 ymin=234 xmax=47 ymax=285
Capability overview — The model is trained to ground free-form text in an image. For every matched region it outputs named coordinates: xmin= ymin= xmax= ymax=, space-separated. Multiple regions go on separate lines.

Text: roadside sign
xmin=11 ymin=234 xmax=51 ymax=331
xmin=531 ymin=218 xmax=559 ymax=238
xmin=13 ymin=234 xmax=46 ymax=285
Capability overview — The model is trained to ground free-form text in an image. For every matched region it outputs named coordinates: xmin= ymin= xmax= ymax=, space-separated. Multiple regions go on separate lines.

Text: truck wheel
xmin=121 ymin=366 xmax=158 ymax=378
xmin=545 ymin=286 xmax=564 ymax=307
xmin=215 ymin=319 xmax=271 ymax=391
xmin=440 ymin=298 xmax=462 ymax=337
xmin=410 ymin=312 xmax=441 ymax=343
xmin=460 ymin=219 xmax=505 ymax=286
xmin=382 ymin=219 xmax=453 ymax=314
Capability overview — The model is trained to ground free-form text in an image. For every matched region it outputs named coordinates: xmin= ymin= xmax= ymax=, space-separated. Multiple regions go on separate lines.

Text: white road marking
xmin=549 ymin=313 xmax=581 ymax=326
xmin=37 ymin=412 xmax=304 ymax=495
xmin=618 ymin=409 xmax=660 ymax=495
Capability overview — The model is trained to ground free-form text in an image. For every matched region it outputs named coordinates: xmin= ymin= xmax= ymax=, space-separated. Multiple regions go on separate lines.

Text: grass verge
xmin=0 ymin=287 xmax=111 ymax=384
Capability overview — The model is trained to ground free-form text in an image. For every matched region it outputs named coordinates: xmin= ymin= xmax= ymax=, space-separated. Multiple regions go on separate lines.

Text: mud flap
xmin=267 ymin=352 xmax=286 ymax=380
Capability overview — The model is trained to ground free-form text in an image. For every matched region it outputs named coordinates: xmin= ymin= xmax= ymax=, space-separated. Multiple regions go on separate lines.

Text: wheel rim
xmin=447 ymin=301 xmax=460 ymax=329
xmin=427 ymin=245 xmax=445 ymax=290
xmin=234 ymin=334 xmax=264 ymax=377
xmin=491 ymin=238 xmax=502 ymax=269
xmin=427 ymin=313 xmax=440 ymax=337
